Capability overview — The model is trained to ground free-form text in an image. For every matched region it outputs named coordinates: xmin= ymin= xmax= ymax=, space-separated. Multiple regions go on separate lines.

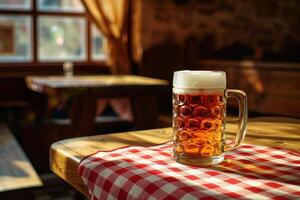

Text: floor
xmin=0 ymin=173 xmax=87 ymax=200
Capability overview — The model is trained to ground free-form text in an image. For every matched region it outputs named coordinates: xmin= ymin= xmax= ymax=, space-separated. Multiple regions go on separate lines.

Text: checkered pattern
xmin=78 ymin=142 xmax=300 ymax=200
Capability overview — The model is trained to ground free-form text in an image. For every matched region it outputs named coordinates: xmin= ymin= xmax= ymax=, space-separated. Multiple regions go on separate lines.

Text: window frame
xmin=0 ymin=0 xmax=106 ymax=67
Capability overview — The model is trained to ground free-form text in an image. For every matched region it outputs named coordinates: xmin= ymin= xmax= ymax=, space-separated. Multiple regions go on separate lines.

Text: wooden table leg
xmin=132 ymin=95 xmax=159 ymax=130
xmin=70 ymin=93 xmax=97 ymax=136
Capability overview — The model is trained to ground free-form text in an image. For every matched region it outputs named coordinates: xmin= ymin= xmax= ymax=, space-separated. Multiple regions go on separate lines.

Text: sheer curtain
xmin=82 ymin=0 xmax=133 ymax=121
xmin=81 ymin=0 xmax=130 ymax=74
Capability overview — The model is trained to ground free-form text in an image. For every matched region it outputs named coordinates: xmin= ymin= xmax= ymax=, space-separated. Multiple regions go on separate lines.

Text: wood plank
xmin=227 ymin=70 xmax=300 ymax=97
xmin=229 ymin=69 xmax=300 ymax=117
xmin=194 ymin=59 xmax=300 ymax=71
xmin=194 ymin=61 xmax=300 ymax=117
xmin=50 ymin=117 xmax=300 ymax=197
xmin=26 ymin=75 xmax=168 ymax=90
xmin=0 ymin=124 xmax=42 ymax=192
xmin=26 ymin=75 xmax=169 ymax=100
xmin=247 ymin=94 xmax=300 ymax=118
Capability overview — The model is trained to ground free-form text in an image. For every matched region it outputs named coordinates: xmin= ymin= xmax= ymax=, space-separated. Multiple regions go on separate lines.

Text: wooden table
xmin=26 ymin=75 xmax=168 ymax=135
xmin=0 ymin=124 xmax=42 ymax=192
xmin=50 ymin=117 xmax=300 ymax=197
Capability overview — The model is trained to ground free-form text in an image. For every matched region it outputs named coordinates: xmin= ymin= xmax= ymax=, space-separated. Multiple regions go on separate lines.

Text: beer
xmin=173 ymin=93 xmax=225 ymax=158
xmin=172 ymin=70 xmax=247 ymax=166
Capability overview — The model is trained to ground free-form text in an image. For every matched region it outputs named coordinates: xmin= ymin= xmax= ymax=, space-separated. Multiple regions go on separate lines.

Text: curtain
xmin=81 ymin=0 xmax=130 ymax=74
xmin=81 ymin=0 xmax=133 ymax=121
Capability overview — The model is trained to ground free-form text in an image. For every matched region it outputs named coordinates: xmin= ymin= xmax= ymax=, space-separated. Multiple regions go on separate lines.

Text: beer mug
xmin=173 ymin=70 xmax=247 ymax=166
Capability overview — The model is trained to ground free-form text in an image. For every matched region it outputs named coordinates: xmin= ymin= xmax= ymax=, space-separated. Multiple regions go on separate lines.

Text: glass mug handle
xmin=224 ymin=89 xmax=248 ymax=152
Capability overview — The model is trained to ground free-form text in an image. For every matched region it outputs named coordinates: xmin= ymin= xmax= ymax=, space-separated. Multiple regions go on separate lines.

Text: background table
xmin=50 ymin=117 xmax=300 ymax=197
xmin=26 ymin=75 xmax=168 ymax=136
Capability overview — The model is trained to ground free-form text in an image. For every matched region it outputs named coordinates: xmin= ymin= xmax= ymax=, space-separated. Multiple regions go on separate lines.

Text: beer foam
xmin=173 ymin=70 xmax=226 ymax=89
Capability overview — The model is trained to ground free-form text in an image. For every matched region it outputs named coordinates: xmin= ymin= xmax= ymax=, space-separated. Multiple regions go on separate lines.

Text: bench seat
xmin=0 ymin=124 xmax=42 ymax=192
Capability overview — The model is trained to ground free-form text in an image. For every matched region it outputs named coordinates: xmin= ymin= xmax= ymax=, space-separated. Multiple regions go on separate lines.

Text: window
xmin=0 ymin=0 xmax=107 ymax=63
xmin=38 ymin=16 xmax=86 ymax=61
xmin=0 ymin=15 xmax=32 ymax=62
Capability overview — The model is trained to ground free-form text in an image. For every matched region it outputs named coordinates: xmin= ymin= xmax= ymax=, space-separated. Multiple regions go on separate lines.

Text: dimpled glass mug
xmin=173 ymin=70 xmax=247 ymax=166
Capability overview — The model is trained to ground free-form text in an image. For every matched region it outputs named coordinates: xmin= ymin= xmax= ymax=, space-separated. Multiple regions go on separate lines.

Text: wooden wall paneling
xmin=193 ymin=60 xmax=300 ymax=118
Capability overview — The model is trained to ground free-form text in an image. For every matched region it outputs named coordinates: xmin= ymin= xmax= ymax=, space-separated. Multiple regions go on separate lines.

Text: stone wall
xmin=137 ymin=0 xmax=300 ymax=116
xmin=141 ymin=0 xmax=300 ymax=62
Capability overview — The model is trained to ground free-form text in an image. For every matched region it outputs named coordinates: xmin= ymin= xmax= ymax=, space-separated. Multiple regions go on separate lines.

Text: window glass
xmin=37 ymin=0 xmax=84 ymax=12
xmin=91 ymin=24 xmax=107 ymax=61
xmin=0 ymin=0 xmax=31 ymax=10
xmin=0 ymin=15 xmax=32 ymax=62
xmin=38 ymin=16 xmax=86 ymax=61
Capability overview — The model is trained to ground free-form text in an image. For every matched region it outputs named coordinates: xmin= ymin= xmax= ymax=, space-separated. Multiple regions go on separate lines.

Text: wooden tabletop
xmin=50 ymin=117 xmax=300 ymax=197
xmin=26 ymin=75 xmax=168 ymax=94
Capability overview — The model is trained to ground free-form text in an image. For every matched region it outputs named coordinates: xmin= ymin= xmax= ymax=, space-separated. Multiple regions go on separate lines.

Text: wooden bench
xmin=193 ymin=60 xmax=300 ymax=118
xmin=0 ymin=124 xmax=42 ymax=192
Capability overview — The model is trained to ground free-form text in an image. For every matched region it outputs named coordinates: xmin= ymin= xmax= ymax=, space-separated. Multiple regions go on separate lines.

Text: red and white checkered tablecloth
xmin=78 ymin=142 xmax=300 ymax=200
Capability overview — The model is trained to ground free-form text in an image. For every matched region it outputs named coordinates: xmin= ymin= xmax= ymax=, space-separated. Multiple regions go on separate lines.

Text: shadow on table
xmin=211 ymin=157 xmax=299 ymax=185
